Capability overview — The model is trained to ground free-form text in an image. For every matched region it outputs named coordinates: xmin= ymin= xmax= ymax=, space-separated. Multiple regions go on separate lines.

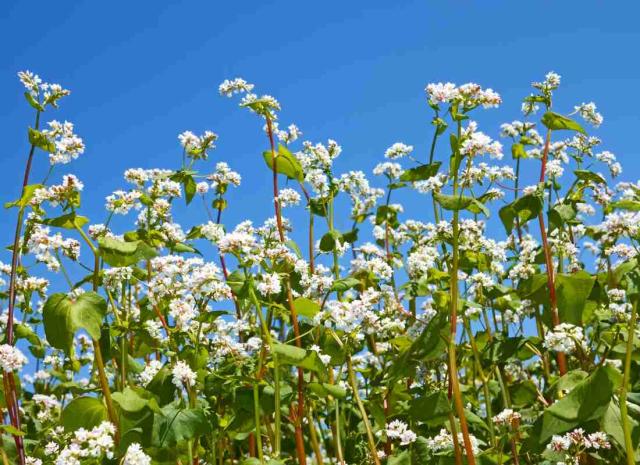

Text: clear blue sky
xmin=2 ymin=0 xmax=640 ymax=279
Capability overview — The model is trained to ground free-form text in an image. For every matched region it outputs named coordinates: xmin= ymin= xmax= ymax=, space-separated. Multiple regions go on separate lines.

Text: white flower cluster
xmin=543 ymin=323 xmax=587 ymax=354
xmin=425 ymin=428 xmax=480 ymax=455
xmin=426 ymin=82 xmax=501 ymax=108
xmin=171 ymin=360 xmax=197 ymax=388
xmin=0 ymin=344 xmax=28 ymax=371
xmin=54 ymin=421 xmax=116 ymax=464
xmin=547 ymin=428 xmax=610 ymax=463
xmin=123 ymin=442 xmax=152 ymax=465
xmin=42 ymin=120 xmax=85 ymax=165
xmin=383 ymin=420 xmax=417 ymax=445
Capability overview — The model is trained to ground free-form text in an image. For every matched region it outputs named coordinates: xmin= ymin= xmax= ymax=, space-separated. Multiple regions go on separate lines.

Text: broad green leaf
xmin=4 ymin=184 xmax=43 ymax=210
xmin=62 ymin=397 xmax=107 ymax=431
xmin=272 ymin=343 xmax=326 ymax=375
xmin=399 ymin=162 xmax=441 ymax=182
xmin=541 ymin=111 xmax=587 ymax=134
xmin=319 ymin=230 xmax=342 ymax=252
xmin=554 ymin=271 xmax=596 ymax=325
xmin=307 ymin=382 xmax=347 ymax=399
xmin=43 ymin=291 xmax=107 ymax=353
xmin=153 ymin=402 xmax=211 ymax=446
xmin=98 ymin=237 xmax=157 ymax=267
xmin=112 ymin=387 xmax=151 ymax=413
xmin=28 ymin=127 xmax=56 ymax=152
xmin=293 ymin=297 xmax=320 ymax=319
xmin=330 ymin=276 xmax=360 ymax=292
xmin=434 ymin=193 xmax=488 ymax=216
xmin=499 ymin=194 xmax=543 ymax=234
xmin=408 ymin=391 xmax=451 ymax=426
xmin=262 ymin=144 xmax=304 ymax=182
xmin=511 ymin=143 xmax=527 ymax=159
xmin=574 ymin=169 xmax=606 ymax=185
xmin=610 ymin=200 xmax=640 ymax=212
xmin=41 ymin=212 xmax=89 ymax=229
xmin=184 ymin=174 xmax=196 ymax=205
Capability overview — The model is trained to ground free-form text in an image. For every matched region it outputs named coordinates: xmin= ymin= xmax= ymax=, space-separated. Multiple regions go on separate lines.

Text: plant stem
xmin=537 ymin=129 xmax=567 ymax=376
xmin=448 ymin=117 xmax=477 ymax=465
xmin=266 ymin=115 xmax=307 ymax=464
xmin=620 ymin=300 xmax=637 ymax=465
xmin=346 ymin=356 xmax=380 ymax=465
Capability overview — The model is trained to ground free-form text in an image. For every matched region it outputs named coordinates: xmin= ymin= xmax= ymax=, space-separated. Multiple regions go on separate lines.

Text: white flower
xmin=384 ymin=420 xmax=417 ymax=445
xmin=277 ymin=188 xmax=301 ymax=207
xmin=543 ymin=323 xmax=587 ymax=354
xmin=257 ymin=272 xmax=281 ymax=296
xmin=0 ymin=344 xmax=28 ymax=371
xmin=171 ymin=361 xmax=197 ymax=388
xmin=123 ymin=443 xmax=151 ymax=465
xmin=219 ymin=78 xmax=255 ymax=97
xmin=138 ymin=360 xmax=163 ymax=386
xmin=574 ymin=102 xmax=603 ymax=127
xmin=384 ymin=142 xmax=414 ymax=160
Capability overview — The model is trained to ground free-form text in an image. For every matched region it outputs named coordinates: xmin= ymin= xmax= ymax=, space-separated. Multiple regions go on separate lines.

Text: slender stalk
xmin=447 ymin=117 xmax=477 ymax=465
xmin=346 ymin=357 xmax=380 ymax=465
xmin=620 ymin=300 xmax=637 ymax=465
xmin=265 ymin=115 xmax=307 ymax=464
xmin=537 ymin=129 xmax=567 ymax=376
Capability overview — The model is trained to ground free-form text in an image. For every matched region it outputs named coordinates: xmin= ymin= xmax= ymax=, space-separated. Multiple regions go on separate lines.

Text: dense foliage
xmin=1 ymin=71 xmax=639 ymax=465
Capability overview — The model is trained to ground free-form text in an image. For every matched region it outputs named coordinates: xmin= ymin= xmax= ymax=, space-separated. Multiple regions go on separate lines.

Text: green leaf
xmin=434 ymin=193 xmax=488 ymax=216
xmin=153 ymin=403 xmax=211 ymax=446
xmin=511 ymin=143 xmax=527 ymax=159
xmin=262 ymin=145 xmax=304 ymax=182
xmin=184 ymin=174 xmax=196 ymax=205
xmin=307 ymin=382 xmax=347 ymax=399
xmin=528 ymin=365 xmax=621 ymax=448
xmin=28 ymin=127 xmax=56 ymax=152
xmin=112 ymin=387 xmax=152 ymax=413
xmin=554 ymin=271 xmax=596 ymax=325
xmin=24 ymin=92 xmax=44 ymax=111
xmin=272 ymin=343 xmax=326 ymax=375
xmin=0 ymin=424 xmax=25 ymax=436
xmin=499 ymin=194 xmax=543 ymax=234
xmin=408 ymin=391 xmax=451 ymax=426
xmin=4 ymin=184 xmax=43 ymax=210
xmin=41 ymin=213 xmax=89 ymax=229
xmin=62 ymin=397 xmax=107 ymax=432
xmin=330 ymin=277 xmax=360 ymax=292
xmin=319 ymin=230 xmax=342 ymax=252
xmin=98 ymin=237 xmax=157 ymax=267
xmin=293 ymin=297 xmax=320 ymax=319
xmin=541 ymin=111 xmax=587 ymax=134
xmin=399 ymin=162 xmax=441 ymax=182
xmin=574 ymin=169 xmax=606 ymax=185
xmin=610 ymin=200 xmax=640 ymax=212
xmin=43 ymin=292 xmax=107 ymax=353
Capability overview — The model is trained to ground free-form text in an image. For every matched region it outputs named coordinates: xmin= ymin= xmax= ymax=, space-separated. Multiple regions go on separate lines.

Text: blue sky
xmin=2 ymin=0 xmax=640 ymax=284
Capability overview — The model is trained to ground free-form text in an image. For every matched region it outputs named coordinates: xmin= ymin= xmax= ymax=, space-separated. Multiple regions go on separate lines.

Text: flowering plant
xmin=1 ymin=71 xmax=639 ymax=465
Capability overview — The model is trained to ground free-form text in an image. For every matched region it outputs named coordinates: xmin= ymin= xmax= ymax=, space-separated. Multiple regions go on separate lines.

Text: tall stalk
xmin=537 ymin=129 xmax=568 ymax=376
xmin=265 ymin=116 xmax=307 ymax=464
xmin=447 ymin=118 xmax=476 ymax=465
xmin=620 ymin=299 xmax=637 ymax=465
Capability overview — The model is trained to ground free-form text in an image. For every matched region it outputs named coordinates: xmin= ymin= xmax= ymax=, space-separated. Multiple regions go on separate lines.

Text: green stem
xmin=620 ymin=300 xmax=638 ymax=465
xmin=346 ymin=356 xmax=380 ymax=465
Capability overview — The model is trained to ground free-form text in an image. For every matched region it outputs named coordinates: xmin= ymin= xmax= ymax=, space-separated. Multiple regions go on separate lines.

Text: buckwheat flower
xmin=208 ymin=162 xmax=242 ymax=192
xmin=42 ymin=120 xmax=85 ymax=165
xmin=137 ymin=360 xmax=163 ymax=386
xmin=546 ymin=159 xmax=564 ymax=178
xmin=309 ymin=344 xmax=331 ymax=365
xmin=0 ymin=344 xmax=28 ymax=371
xmin=105 ymin=190 xmax=142 ymax=214
xmin=179 ymin=130 xmax=218 ymax=159
xmin=196 ymin=181 xmax=209 ymax=194
xmin=161 ymin=222 xmax=186 ymax=243
xmin=257 ymin=272 xmax=281 ymax=296
xmin=384 ymin=142 xmax=414 ymax=160
xmin=219 ymin=77 xmax=255 ymax=97
xmin=574 ymin=102 xmax=603 ymax=127
xmin=18 ymin=70 xmax=43 ymax=95
xmin=44 ymin=441 xmax=59 ymax=455
xmin=25 ymin=458 xmax=42 ymax=465
xmin=373 ymin=162 xmax=404 ymax=178
xmin=426 ymin=428 xmax=480 ymax=454
xmin=492 ymin=409 xmax=521 ymax=427
xmin=543 ymin=323 xmax=587 ymax=354
xmin=426 ymin=82 xmax=458 ymax=105
xmin=123 ymin=443 xmax=151 ymax=465
xmin=201 ymin=221 xmax=225 ymax=242
xmin=169 ymin=299 xmax=197 ymax=329
xmin=384 ymin=420 xmax=417 ymax=445
xmin=533 ymin=71 xmax=561 ymax=92
xmin=275 ymin=123 xmax=302 ymax=144
xmin=144 ymin=320 xmax=166 ymax=342
xmin=460 ymin=129 xmax=503 ymax=159
xmin=172 ymin=361 xmax=197 ymax=388
xmin=277 ymin=188 xmax=301 ymax=207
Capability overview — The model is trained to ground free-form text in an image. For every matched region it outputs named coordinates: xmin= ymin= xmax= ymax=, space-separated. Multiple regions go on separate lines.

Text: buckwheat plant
xmin=1 ymin=70 xmax=639 ymax=465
